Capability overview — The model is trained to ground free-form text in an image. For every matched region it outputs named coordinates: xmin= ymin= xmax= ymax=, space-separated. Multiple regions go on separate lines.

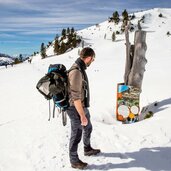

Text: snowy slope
xmin=0 ymin=57 xmax=14 ymax=66
xmin=0 ymin=8 xmax=171 ymax=171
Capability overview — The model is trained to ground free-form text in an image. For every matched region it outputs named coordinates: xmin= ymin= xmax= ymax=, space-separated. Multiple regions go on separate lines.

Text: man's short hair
xmin=80 ymin=47 xmax=95 ymax=59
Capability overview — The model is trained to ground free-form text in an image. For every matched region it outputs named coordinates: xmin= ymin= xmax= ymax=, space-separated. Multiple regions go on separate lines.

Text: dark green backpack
xmin=36 ymin=64 xmax=79 ymax=125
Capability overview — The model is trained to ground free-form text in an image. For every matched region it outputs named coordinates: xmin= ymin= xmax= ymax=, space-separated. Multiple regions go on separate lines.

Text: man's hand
xmin=74 ymin=99 xmax=88 ymax=126
xmin=81 ymin=115 xmax=88 ymax=126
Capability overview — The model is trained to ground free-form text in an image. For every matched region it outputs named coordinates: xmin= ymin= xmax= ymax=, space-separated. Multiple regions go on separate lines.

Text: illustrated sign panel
xmin=116 ymin=83 xmax=141 ymax=122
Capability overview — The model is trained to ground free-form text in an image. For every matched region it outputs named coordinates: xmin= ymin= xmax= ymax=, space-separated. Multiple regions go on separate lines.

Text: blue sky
xmin=0 ymin=0 xmax=171 ymax=56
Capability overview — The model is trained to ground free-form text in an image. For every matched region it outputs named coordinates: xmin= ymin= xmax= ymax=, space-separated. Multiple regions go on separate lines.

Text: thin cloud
xmin=0 ymin=33 xmax=16 ymax=38
xmin=0 ymin=0 xmax=21 ymax=4
xmin=1 ymin=0 xmax=170 ymax=31
xmin=1 ymin=0 xmax=171 ymax=55
xmin=1 ymin=40 xmax=30 ymax=44
xmin=20 ymin=29 xmax=58 ymax=35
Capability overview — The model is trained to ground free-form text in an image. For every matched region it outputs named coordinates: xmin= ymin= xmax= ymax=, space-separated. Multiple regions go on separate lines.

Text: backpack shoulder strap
xmin=67 ymin=66 xmax=85 ymax=82
xmin=67 ymin=66 xmax=81 ymax=73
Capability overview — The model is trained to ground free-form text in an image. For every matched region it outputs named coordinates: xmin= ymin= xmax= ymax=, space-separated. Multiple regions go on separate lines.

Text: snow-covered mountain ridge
xmin=0 ymin=53 xmax=14 ymax=66
xmin=38 ymin=8 xmax=171 ymax=58
xmin=0 ymin=8 xmax=171 ymax=171
xmin=0 ymin=57 xmax=14 ymax=66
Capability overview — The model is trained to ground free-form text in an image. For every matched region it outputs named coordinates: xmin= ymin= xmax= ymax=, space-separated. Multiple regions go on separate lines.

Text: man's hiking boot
xmin=84 ymin=147 xmax=101 ymax=156
xmin=71 ymin=160 xmax=88 ymax=169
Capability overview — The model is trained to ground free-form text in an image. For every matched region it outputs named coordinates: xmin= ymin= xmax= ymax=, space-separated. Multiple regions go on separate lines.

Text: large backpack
xmin=36 ymin=64 xmax=79 ymax=125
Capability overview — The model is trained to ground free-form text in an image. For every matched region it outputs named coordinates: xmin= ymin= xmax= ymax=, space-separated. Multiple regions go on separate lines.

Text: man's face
xmin=86 ymin=56 xmax=95 ymax=67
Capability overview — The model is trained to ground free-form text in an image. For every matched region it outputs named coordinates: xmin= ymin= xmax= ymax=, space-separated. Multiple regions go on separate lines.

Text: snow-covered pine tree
xmin=113 ymin=11 xmax=120 ymax=24
xmin=112 ymin=32 xmax=116 ymax=41
xmin=54 ymin=38 xmax=59 ymax=55
xmin=122 ymin=9 xmax=128 ymax=22
xmin=167 ymin=31 xmax=170 ymax=36
xmin=19 ymin=54 xmax=23 ymax=62
xmin=40 ymin=43 xmax=47 ymax=59
xmin=62 ymin=29 xmax=66 ymax=38
xmin=67 ymin=27 xmax=70 ymax=35
xmin=71 ymin=27 xmax=75 ymax=35
xmin=59 ymin=42 xmax=66 ymax=54
xmin=159 ymin=13 xmax=163 ymax=17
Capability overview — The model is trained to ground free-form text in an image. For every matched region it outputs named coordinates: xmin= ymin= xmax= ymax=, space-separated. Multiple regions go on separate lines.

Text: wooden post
xmin=127 ymin=30 xmax=147 ymax=90
xmin=124 ymin=24 xmax=131 ymax=84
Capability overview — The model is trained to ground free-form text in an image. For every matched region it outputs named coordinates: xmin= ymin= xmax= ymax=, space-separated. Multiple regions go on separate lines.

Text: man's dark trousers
xmin=67 ymin=106 xmax=92 ymax=163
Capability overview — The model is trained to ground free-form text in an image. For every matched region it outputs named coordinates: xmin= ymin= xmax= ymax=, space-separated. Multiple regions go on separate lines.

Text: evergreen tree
xmin=112 ymin=32 xmax=116 ymax=42
xmin=130 ymin=13 xmax=136 ymax=20
xmin=167 ymin=31 xmax=170 ymax=36
xmin=55 ymin=34 xmax=59 ymax=40
xmin=122 ymin=9 xmax=128 ymax=22
xmin=53 ymin=28 xmax=82 ymax=55
xmin=19 ymin=54 xmax=23 ymax=62
xmin=68 ymin=34 xmax=73 ymax=44
xmin=54 ymin=38 xmax=59 ymax=54
xmin=40 ymin=43 xmax=47 ymax=59
xmin=14 ymin=58 xmax=20 ymax=64
xmin=140 ymin=15 xmax=145 ymax=23
xmin=48 ymin=41 xmax=52 ymax=46
xmin=72 ymin=37 xmax=77 ymax=48
xmin=59 ymin=42 xmax=66 ymax=54
xmin=113 ymin=11 xmax=120 ymax=24
xmin=62 ymin=29 xmax=66 ymax=37
xmin=71 ymin=27 xmax=75 ymax=34
xmin=67 ymin=27 xmax=70 ymax=35
xmin=159 ymin=13 xmax=163 ymax=17
xmin=116 ymin=31 xmax=120 ymax=34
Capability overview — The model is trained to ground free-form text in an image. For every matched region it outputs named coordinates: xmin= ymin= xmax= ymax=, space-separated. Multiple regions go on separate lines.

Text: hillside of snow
xmin=0 ymin=8 xmax=171 ymax=171
xmin=0 ymin=57 xmax=14 ymax=66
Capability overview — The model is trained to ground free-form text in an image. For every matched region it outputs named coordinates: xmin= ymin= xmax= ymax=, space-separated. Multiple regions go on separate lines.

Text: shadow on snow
xmin=88 ymin=146 xmax=171 ymax=171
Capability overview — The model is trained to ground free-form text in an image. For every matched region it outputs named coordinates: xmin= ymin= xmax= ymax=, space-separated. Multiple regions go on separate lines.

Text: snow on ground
xmin=0 ymin=57 xmax=14 ymax=65
xmin=0 ymin=8 xmax=171 ymax=171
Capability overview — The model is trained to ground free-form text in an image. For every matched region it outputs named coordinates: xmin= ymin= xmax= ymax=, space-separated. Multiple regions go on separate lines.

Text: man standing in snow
xmin=67 ymin=47 xmax=100 ymax=169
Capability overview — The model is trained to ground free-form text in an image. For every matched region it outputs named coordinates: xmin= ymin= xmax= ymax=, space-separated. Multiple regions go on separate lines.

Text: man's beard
xmin=86 ymin=61 xmax=92 ymax=67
